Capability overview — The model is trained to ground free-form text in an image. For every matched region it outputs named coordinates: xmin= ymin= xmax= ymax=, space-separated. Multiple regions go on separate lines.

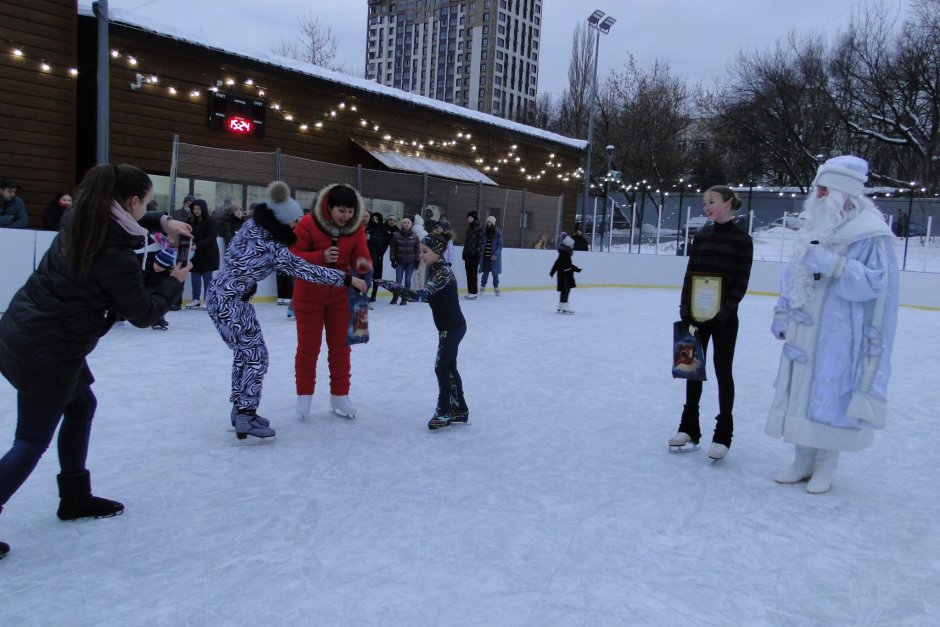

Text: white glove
xmin=771 ymin=314 xmax=788 ymax=340
xmin=802 ymin=245 xmax=840 ymax=277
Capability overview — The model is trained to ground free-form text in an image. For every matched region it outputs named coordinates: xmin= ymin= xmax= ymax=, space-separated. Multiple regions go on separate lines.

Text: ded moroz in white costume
xmin=766 ymin=155 xmax=899 ymax=493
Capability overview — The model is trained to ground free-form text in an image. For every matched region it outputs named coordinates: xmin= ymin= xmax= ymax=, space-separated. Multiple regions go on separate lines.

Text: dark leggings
xmin=0 ymin=386 xmax=97 ymax=507
xmin=560 ymin=288 xmax=570 ymax=303
xmin=684 ymin=314 xmax=738 ymax=444
xmin=464 ymin=256 xmax=479 ymax=295
xmin=435 ymin=324 xmax=467 ymax=414
xmin=276 ymin=272 xmax=294 ymax=300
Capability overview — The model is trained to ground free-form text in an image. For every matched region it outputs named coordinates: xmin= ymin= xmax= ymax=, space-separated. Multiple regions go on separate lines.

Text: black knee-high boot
xmin=56 ymin=470 xmax=124 ymax=521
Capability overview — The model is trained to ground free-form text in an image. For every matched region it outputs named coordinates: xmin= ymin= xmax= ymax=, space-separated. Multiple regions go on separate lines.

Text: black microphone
xmin=329 ymin=227 xmax=339 ymax=268
xmin=811 ymin=240 xmax=820 ymax=280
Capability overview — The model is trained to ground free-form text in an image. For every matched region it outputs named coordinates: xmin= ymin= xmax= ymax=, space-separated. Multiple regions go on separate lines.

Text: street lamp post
xmin=581 ymin=9 xmax=617 ymax=250
xmin=603 ymin=145 xmax=614 ymax=252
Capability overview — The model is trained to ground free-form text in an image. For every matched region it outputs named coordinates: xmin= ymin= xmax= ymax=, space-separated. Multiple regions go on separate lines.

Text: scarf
xmin=110 ymin=199 xmax=149 ymax=237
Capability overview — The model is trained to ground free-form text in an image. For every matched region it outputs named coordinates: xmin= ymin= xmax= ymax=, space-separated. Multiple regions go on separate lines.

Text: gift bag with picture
xmin=672 ymin=321 xmax=706 ymax=380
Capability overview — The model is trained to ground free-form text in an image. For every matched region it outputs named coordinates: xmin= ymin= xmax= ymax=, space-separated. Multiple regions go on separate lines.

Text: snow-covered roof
xmin=359 ymin=144 xmax=497 ymax=186
xmin=77 ymin=3 xmax=586 ymax=151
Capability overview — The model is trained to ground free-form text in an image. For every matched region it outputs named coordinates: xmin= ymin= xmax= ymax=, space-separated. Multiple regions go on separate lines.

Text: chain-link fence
xmin=172 ymin=140 xmax=564 ymax=247
xmin=579 ymin=190 xmax=940 ymax=273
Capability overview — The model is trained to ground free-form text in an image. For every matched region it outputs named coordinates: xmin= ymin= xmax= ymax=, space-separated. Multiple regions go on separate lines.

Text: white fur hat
xmin=267 ymin=181 xmax=303 ymax=225
xmin=812 ymin=155 xmax=868 ymax=197
xmin=485 ymin=215 xmax=497 ymax=225
xmin=561 ymin=235 xmax=575 ymax=249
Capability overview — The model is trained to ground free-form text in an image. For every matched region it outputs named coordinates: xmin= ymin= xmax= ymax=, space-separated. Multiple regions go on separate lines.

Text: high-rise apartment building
xmin=365 ymin=0 xmax=542 ymax=121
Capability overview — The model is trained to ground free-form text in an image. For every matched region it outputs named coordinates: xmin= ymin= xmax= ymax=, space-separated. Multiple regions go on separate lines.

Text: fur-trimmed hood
xmin=312 ymin=184 xmax=366 ymax=237
xmin=252 ymin=203 xmax=297 ymax=246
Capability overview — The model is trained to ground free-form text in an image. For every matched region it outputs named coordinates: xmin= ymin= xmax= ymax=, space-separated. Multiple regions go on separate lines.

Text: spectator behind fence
xmin=0 ymin=163 xmax=191 ymax=560
xmin=479 ymin=215 xmax=504 ymax=296
xmin=462 ymin=211 xmax=484 ymax=299
xmin=0 ymin=178 xmax=28 ymax=229
xmin=219 ymin=204 xmax=246 ymax=248
xmin=43 ymin=191 xmax=72 ymax=231
xmin=389 ymin=217 xmax=420 ymax=305
xmin=185 ymin=199 xmax=220 ymax=309
xmin=366 ymin=211 xmax=390 ymax=302
xmin=572 ymin=228 xmax=589 ymax=251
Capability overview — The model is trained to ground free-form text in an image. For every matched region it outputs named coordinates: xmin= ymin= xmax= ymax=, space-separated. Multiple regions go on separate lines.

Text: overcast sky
xmin=110 ymin=0 xmax=909 ymax=96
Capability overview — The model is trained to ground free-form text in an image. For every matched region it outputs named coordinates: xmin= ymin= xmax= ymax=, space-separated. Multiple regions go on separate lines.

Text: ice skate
xmin=295 ymin=395 xmax=313 ymax=420
xmin=494 ymin=287 xmax=501 ymax=296
xmin=707 ymin=442 xmax=729 ymax=462
xmin=230 ymin=405 xmax=270 ymax=427
xmin=451 ymin=407 xmax=470 ymax=425
xmin=668 ymin=432 xmax=700 ymax=453
xmin=330 ymin=395 xmax=356 ymax=419
xmin=463 ymin=293 xmax=477 ymax=300
xmin=428 ymin=411 xmax=454 ymax=430
xmin=0 ymin=540 xmax=9 ymax=560
xmin=774 ymin=445 xmax=816 ymax=484
xmin=234 ymin=411 xmax=276 ymax=440
xmin=185 ymin=301 xmax=202 ymax=310
xmin=559 ymin=302 xmax=575 ymax=314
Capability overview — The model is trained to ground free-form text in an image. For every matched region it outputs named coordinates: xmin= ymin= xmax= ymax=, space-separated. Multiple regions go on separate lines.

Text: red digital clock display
xmin=227 ymin=116 xmax=253 ymax=134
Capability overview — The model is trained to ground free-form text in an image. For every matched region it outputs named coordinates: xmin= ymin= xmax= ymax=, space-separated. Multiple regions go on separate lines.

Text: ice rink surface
xmin=0 ymin=287 xmax=937 ymax=626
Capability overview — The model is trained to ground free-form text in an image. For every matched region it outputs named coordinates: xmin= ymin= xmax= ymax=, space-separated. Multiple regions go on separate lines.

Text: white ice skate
xmin=559 ymin=302 xmax=575 ymax=315
xmin=330 ymin=395 xmax=356 ymax=419
xmin=295 ymin=395 xmax=313 ymax=420
xmin=707 ymin=443 xmax=729 ymax=462
xmin=668 ymin=432 xmax=700 ymax=453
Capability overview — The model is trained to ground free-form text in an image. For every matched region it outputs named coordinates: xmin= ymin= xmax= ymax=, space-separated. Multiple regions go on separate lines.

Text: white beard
xmin=787 ymin=191 xmax=853 ymax=309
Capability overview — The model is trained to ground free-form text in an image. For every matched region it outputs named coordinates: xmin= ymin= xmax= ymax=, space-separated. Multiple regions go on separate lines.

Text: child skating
xmin=550 ymin=233 xmax=582 ymax=314
xmin=378 ymin=232 xmax=469 ymax=430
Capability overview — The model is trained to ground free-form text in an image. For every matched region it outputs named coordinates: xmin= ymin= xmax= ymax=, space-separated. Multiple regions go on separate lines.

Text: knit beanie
xmin=422 ymin=233 xmax=448 ymax=255
xmin=812 ymin=155 xmax=868 ymax=197
xmin=486 ymin=215 xmax=496 ymax=226
xmin=267 ymin=181 xmax=303 ymax=225
xmin=154 ymin=247 xmax=177 ymax=269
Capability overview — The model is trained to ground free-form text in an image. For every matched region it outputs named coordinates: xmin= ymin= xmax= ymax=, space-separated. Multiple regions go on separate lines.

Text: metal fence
xmin=170 ymin=138 xmax=564 ymax=247
xmin=579 ymin=191 xmax=940 ymax=273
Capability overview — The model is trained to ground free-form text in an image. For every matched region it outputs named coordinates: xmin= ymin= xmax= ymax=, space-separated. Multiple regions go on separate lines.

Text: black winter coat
xmin=550 ymin=249 xmax=581 ymax=292
xmin=462 ymin=221 xmax=484 ymax=260
xmin=189 ymin=215 xmax=221 ymax=273
xmin=0 ymin=214 xmax=183 ymax=405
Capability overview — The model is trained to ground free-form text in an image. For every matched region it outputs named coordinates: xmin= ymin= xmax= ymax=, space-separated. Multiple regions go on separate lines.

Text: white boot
xmin=330 ymin=394 xmax=356 ymax=419
xmin=295 ymin=395 xmax=313 ymax=420
xmin=774 ymin=445 xmax=816 ymax=484
xmin=806 ymin=450 xmax=840 ymax=494
xmin=708 ymin=442 xmax=729 ymax=461
xmin=561 ymin=302 xmax=574 ymax=314
xmin=668 ymin=431 xmax=699 ymax=452
xmin=556 ymin=300 xmax=563 ymax=313
xmin=494 ymin=287 xmax=501 ymax=296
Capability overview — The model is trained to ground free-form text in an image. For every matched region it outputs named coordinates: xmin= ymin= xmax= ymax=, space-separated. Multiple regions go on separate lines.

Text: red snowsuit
xmin=290 ymin=185 xmax=371 ymax=396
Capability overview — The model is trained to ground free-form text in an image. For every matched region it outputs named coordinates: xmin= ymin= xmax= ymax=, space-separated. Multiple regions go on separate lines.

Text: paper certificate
xmin=691 ymin=274 xmax=722 ymax=322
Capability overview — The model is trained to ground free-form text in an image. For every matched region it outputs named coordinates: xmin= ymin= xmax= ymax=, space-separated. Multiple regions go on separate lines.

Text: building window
xmin=494 ymin=76 xmax=502 ymax=85
xmin=483 ymin=25 xmax=489 ymax=33
xmin=497 ymin=38 xmax=504 ymax=47
xmin=478 ymin=88 xmax=485 ymax=96
xmin=482 ymin=37 xmax=488 ymax=46
xmin=494 ymin=88 xmax=502 ymax=97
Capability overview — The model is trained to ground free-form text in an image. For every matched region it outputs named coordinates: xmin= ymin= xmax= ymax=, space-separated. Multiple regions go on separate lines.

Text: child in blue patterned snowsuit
xmin=379 ymin=233 xmax=468 ymax=430
xmin=206 ymin=182 xmax=366 ymax=441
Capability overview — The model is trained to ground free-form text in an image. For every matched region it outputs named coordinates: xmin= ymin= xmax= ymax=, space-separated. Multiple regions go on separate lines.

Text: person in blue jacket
xmin=479 ymin=215 xmax=504 ymax=295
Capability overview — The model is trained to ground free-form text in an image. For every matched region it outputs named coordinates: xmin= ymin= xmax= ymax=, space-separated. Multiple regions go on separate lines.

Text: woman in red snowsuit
xmin=290 ymin=184 xmax=371 ymax=419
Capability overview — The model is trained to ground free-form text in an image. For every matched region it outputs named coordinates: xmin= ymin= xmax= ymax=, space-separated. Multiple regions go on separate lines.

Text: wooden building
xmin=3 ymin=1 xmax=585 ymax=235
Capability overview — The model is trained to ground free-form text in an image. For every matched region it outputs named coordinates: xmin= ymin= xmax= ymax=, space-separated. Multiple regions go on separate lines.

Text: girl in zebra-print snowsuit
xmin=206 ymin=187 xmax=362 ymax=440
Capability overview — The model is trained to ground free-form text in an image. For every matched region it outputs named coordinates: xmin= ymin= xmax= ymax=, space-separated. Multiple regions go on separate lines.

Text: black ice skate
xmin=428 ymin=412 xmax=454 ymax=430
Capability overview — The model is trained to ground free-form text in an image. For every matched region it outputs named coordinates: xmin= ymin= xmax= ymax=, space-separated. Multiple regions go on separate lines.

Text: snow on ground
xmin=0 ymin=288 xmax=937 ymax=625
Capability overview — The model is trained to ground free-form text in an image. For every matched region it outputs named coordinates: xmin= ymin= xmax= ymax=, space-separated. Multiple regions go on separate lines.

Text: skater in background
xmin=290 ymin=183 xmax=371 ymax=420
xmin=479 ymin=215 xmax=504 ymax=296
xmin=0 ymin=164 xmax=191 ymax=559
xmin=389 ymin=217 xmax=420 ymax=306
xmin=668 ymin=185 xmax=753 ymax=461
xmin=462 ymin=211 xmax=484 ymax=299
xmin=185 ymin=199 xmax=220 ymax=309
xmin=366 ymin=211 xmax=389 ymax=303
xmin=550 ymin=232 xmax=581 ymax=314
xmin=379 ymin=231 xmax=469 ymax=430
xmin=572 ymin=228 xmax=589 ymax=251
xmin=767 ymin=156 xmax=898 ymax=494
xmin=206 ymin=181 xmax=366 ymax=441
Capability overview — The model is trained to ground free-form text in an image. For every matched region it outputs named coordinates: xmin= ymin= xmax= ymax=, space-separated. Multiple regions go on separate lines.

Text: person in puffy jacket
xmin=290 ymin=184 xmax=372 ymax=420
xmin=0 ymin=164 xmax=192 ymax=559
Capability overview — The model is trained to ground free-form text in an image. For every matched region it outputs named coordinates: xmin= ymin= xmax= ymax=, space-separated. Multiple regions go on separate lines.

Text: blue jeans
xmin=191 ymin=270 xmax=214 ymax=301
xmin=0 ymin=387 xmax=97 ymax=507
xmin=395 ymin=263 xmax=416 ymax=289
xmin=480 ymin=259 xmax=499 ymax=288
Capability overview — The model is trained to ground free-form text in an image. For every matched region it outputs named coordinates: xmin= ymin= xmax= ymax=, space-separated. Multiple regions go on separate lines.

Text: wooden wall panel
xmin=0 ymin=0 xmax=76 ymax=228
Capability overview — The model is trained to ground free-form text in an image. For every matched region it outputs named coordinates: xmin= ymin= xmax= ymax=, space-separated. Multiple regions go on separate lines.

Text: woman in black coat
xmin=186 ymin=199 xmax=221 ymax=309
xmin=0 ymin=164 xmax=192 ymax=559
xmin=42 ymin=191 xmax=72 ymax=231
xmin=549 ymin=234 xmax=581 ymax=314
xmin=366 ymin=211 xmax=389 ymax=302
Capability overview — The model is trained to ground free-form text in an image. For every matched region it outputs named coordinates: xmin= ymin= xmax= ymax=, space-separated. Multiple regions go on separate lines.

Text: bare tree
xmin=272 ymin=13 xmax=339 ymax=70
xmin=555 ymin=23 xmax=596 ymax=138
